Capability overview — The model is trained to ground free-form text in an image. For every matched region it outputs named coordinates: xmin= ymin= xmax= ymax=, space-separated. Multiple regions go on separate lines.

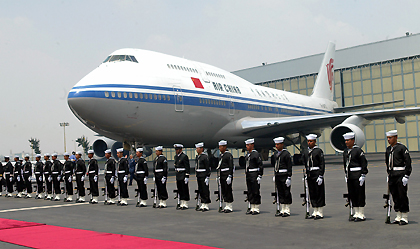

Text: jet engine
xmin=330 ymin=115 xmax=368 ymax=153
xmin=92 ymin=137 xmax=126 ymax=158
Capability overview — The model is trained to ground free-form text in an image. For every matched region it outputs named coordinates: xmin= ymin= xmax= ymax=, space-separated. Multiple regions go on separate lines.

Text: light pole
xmin=60 ymin=122 xmax=69 ymax=152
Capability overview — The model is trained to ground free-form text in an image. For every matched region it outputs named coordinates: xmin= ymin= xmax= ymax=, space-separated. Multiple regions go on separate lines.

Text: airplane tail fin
xmin=311 ymin=42 xmax=336 ymax=101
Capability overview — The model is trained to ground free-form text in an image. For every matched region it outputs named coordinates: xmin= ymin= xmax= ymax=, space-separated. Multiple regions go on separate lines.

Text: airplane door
xmin=173 ymin=86 xmax=184 ymax=112
xmin=229 ymin=96 xmax=235 ymax=115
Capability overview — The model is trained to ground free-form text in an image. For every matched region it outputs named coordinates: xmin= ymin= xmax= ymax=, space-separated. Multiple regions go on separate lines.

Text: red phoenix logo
xmin=326 ymin=58 xmax=334 ymax=91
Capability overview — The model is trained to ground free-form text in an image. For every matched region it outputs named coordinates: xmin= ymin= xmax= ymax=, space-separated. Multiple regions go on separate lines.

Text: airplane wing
xmin=239 ymin=107 xmax=420 ymax=138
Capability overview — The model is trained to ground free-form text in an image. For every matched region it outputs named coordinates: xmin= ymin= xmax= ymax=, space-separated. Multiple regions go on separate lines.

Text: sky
xmin=1 ymin=0 xmax=420 ymax=156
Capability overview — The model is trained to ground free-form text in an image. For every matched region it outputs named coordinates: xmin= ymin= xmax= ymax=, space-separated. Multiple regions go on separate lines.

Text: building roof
xmin=232 ymin=33 xmax=420 ymax=84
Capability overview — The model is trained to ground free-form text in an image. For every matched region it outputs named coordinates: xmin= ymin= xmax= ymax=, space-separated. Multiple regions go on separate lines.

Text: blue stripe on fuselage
xmin=68 ymin=89 xmax=325 ymax=116
xmin=70 ymin=84 xmax=332 ymax=114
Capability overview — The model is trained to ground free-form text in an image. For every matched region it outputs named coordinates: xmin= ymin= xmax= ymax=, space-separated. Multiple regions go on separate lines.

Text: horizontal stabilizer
xmin=333 ymin=100 xmax=403 ymax=113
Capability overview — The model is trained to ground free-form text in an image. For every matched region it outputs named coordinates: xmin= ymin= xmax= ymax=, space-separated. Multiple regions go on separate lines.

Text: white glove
xmin=110 ymin=177 xmax=114 ymax=184
xmin=57 ymin=175 xmax=61 ymax=181
xmin=153 ymin=177 xmax=155 ymax=181
xmin=68 ymin=176 xmax=72 ymax=182
xmin=143 ymin=177 xmax=148 ymax=184
xmin=285 ymin=177 xmax=291 ymax=187
xmin=402 ymin=175 xmax=409 ymax=186
xmin=39 ymin=176 xmax=43 ymax=182
xmin=205 ymin=177 xmax=209 ymax=186
xmin=161 ymin=176 xmax=166 ymax=184
xmin=123 ymin=176 xmax=128 ymax=183
xmin=273 ymin=176 xmax=276 ymax=182
xmin=226 ymin=176 xmax=232 ymax=185
xmin=316 ymin=176 xmax=323 ymax=185
xmin=344 ymin=176 xmax=347 ymax=183
xmin=9 ymin=177 xmax=13 ymax=182
xmin=17 ymin=176 xmax=21 ymax=182
xmin=359 ymin=174 xmax=366 ymax=186
xmin=184 ymin=177 xmax=189 ymax=184
xmin=48 ymin=176 xmax=52 ymax=182
xmin=257 ymin=175 xmax=262 ymax=184
xmin=94 ymin=175 xmax=98 ymax=182
xmin=81 ymin=176 xmax=85 ymax=181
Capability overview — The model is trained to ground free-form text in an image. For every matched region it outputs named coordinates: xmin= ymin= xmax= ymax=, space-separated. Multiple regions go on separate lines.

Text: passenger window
xmin=117 ymin=92 xmax=122 ymax=98
xmin=111 ymin=92 xmax=115 ymax=98
xmin=144 ymin=94 xmax=148 ymax=99
xmin=105 ymin=92 xmax=109 ymax=97
xmin=134 ymin=93 xmax=138 ymax=98
xmin=140 ymin=93 xmax=143 ymax=99
xmin=123 ymin=92 xmax=127 ymax=98
xmin=129 ymin=92 xmax=133 ymax=98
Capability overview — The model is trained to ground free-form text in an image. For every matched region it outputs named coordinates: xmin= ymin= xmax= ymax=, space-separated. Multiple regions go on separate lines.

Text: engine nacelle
xmin=330 ymin=115 xmax=368 ymax=153
xmin=92 ymin=138 xmax=127 ymax=158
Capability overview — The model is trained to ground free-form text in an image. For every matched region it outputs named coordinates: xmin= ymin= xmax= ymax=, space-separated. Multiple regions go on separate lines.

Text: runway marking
xmin=0 ymin=202 xmax=89 ymax=213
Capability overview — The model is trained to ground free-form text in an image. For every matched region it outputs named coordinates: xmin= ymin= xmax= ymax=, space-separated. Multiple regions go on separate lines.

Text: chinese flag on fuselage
xmin=191 ymin=77 xmax=204 ymax=89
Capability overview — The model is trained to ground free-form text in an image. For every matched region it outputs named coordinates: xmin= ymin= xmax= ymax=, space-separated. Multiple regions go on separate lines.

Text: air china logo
xmin=326 ymin=58 xmax=334 ymax=91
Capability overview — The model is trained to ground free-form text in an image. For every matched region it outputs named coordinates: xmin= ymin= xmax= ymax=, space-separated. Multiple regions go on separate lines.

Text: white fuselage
xmin=68 ymin=48 xmax=338 ymax=148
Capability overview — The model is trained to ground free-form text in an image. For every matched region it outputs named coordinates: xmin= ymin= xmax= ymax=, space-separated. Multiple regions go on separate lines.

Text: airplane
xmin=67 ymin=42 xmax=420 ymax=163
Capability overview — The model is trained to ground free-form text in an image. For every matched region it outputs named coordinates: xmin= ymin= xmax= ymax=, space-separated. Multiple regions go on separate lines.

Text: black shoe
xmin=246 ymin=209 xmax=253 ymax=215
xmin=202 ymin=208 xmax=209 ymax=212
xmin=139 ymin=204 xmax=147 ymax=207
xmin=224 ymin=209 xmax=232 ymax=213
xmin=392 ymin=220 xmax=400 ymax=224
xmin=275 ymin=211 xmax=282 ymax=217
xmin=349 ymin=216 xmax=356 ymax=221
xmin=354 ymin=217 xmax=366 ymax=222
xmin=282 ymin=213 xmax=290 ymax=217
xmin=399 ymin=220 xmax=408 ymax=226
xmin=315 ymin=215 xmax=323 ymax=220
xmin=306 ymin=215 xmax=315 ymax=219
xmin=136 ymin=202 xmax=140 ymax=207
xmin=252 ymin=211 xmax=259 ymax=215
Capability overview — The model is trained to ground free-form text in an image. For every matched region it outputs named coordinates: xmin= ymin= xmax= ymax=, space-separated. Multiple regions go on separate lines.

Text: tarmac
xmin=0 ymin=152 xmax=419 ymax=248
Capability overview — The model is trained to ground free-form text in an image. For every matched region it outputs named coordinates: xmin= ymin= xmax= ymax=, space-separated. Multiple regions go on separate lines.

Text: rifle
xmin=174 ymin=189 xmax=180 ymax=209
xmin=103 ymin=177 xmax=108 ymax=205
xmin=271 ymin=177 xmax=281 ymax=216
xmin=117 ymin=177 xmax=121 ymax=205
xmin=135 ymin=188 xmax=140 ymax=207
xmin=343 ymin=193 xmax=354 ymax=221
xmin=195 ymin=189 xmax=201 ymax=211
xmin=300 ymin=169 xmax=310 ymax=219
xmin=151 ymin=179 xmax=157 ymax=208
xmin=383 ymin=184 xmax=392 ymax=224
xmin=244 ymin=190 xmax=251 ymax=214
xmin=214 ymin=170 xmax=223 ymax=213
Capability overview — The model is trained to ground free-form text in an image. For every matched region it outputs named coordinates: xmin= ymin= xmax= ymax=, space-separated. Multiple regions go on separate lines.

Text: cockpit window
xmin=103 ymin=55 xmax=138 ymax=63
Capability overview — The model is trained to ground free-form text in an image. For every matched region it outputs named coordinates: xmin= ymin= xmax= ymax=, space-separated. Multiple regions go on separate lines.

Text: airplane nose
xmin=67 ymin=89 xmax=96 ymax=125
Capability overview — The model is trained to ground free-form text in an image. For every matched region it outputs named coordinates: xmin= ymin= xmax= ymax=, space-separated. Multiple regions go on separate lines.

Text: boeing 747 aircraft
xmin=67 ymin=42 xmax=420 ymax=160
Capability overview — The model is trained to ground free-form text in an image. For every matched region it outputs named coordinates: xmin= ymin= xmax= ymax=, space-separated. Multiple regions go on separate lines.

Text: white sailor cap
xmin=195 ymin=142 xmax=204 ymax=148
xmin=136 ymin=148 xmax=143 ymax=152
xmin=245 ymin=138 xmax=255 ymax=145
xmin=343 ymin=132 xmax=355 ymax=140
xmin=105 ymin=149 xmax=111 ymax=154
xmin=25 ymin=154 xmax=30 ymax=158
xmin=386 ymin=130 xmax=398 ymax=137
xmin=155 ymin=146 xmax=163 ymax=151
xmin=273 ymin=137 xmax=284 ymax=144
xmin=306 ymin=134 xmax=317 ymax=140
xmin=4 ymin=155 xmax=9 ymax=159
xmin=36 ymin=154 xmax=41 ymax=158
xmin=116 ymin=148 xmax=124 ymax=153
xmin=14 ymin=155 xmax=19 ymax=159
xmin=88 ymin=150 xmax=94 ymax=154
xmin=218 ymin=140 xmax=227 ymax=146
xmin=76 ymin=151 xmax=82 ymax=155
xmin=173 ymin=144 xmax=183 ymax=148
xmin=63 ymin=152 xmax=70 ymax=156
xmin=52 ymin=153 xmax=58 ymax=157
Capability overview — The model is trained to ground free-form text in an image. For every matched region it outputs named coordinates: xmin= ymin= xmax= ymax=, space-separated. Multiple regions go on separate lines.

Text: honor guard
xmin=14 ymin=156 xmax=24 ymax=198
xmin=195 ymin=142 xmax=211 ymax=211
xmin=63 ymin=152 xmax=74 ymax=202
xmin=43 ymin=153 xmax=53 ymax=200
xmin=51 ymin=153 xmax=63 ymax=201
xmin=385 ymin=130 xmax=412 ymax=225
xmin=174 ymin=144 xmax=190 ymax=209
xmin=273 ymin=137 xmax=293 ymax=217
xmin=135 ymin=148 xmax=149 ymax=207
xmin=3 ymin=156 xmax=14 ymax=197
xmin=87 ymin=150 xmax=99 ymax=204
xmin=75 ymin=151 xmax=87 ymax=203
xmin=104 ymin=149 xmax=117 ymax=205
xmin=217 ymin=140 xmax=234 ymax=213
xmin=117 ymin=148 xmax=129 ymax=206
xmin=34 ymin=154 xmax=44 ymax=199
xmin=153 ymin=146 xmax=168 ymax=208
xmin=23 ymin=155 xmax=33 ymax=198
xmin=0 ymin=156 xmax=4 ymax=196
xmin=244 ymin=138 xmax=263 ymax=215
xmin=302 ymin=134 xmax=326 ymax=219
xmin=343 ymin=132 xmax=368 ymax=222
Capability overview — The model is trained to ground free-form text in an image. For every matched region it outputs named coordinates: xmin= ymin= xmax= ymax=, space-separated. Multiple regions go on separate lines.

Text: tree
xmin=76 ymin=135 xmax=90 ymax=156
xmin=29 ymin=138 xmax=41 ymax=154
